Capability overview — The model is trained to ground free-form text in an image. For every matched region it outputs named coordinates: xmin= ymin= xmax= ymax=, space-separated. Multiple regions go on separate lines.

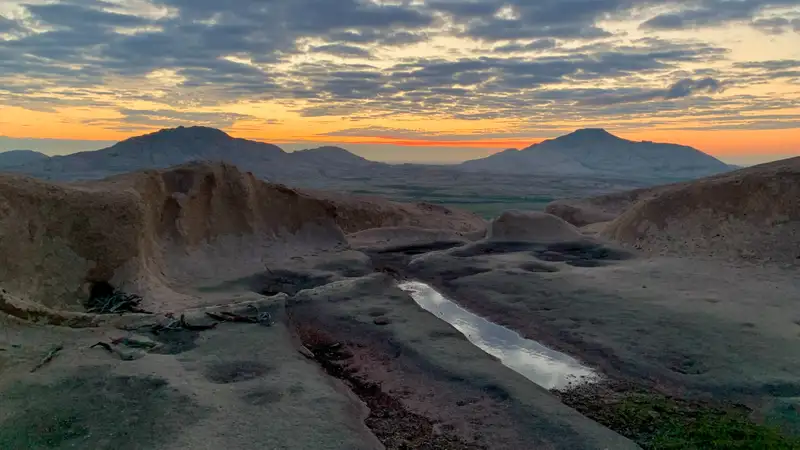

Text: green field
xmin=350 ymin=185 xmax=555 ymax=219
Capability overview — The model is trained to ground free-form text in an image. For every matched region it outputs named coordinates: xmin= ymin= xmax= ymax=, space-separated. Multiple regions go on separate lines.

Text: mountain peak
xmin=302 ymin=146 xmax=353 ymax=154
xmin=121 ymin=126 xmax=233 ymax=145
xmin=155 ymin=126 xmax=231 ymax=139
xmin=0 ymin=149 xmax=50 ymax=169
xmin=293 ymin=146 xmax=371 ymax=165
xmin=561 ymin=128 xmax=620 ymax=141
xmin=461 ymin=127 xmax=729 ymax=179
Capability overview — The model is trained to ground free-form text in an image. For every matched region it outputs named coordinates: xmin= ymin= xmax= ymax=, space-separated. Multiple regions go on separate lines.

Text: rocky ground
xmin=376 ymin=237 xmax=800 ymax=448
xmin=0 ymin=242 xmax=638 ymax=450
xmin=3 ymin=223 xmax=799 ymax=448
xmin=2 ymin=159 xmax=800 ymax=449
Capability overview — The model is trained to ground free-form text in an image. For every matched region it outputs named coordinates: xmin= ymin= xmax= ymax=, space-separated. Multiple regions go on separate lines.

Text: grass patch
xmin=559 ymin=387 xmax=800 ymax=449
xmin=349 ymin=183 xmax=557 ymax=219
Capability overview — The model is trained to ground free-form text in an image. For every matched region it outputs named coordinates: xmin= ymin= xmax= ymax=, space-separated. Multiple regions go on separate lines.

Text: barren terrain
xmin=1 ymin=160 xmax=799 ymax=449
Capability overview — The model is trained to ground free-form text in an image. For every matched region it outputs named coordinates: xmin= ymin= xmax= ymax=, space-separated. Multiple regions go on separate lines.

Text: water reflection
xmin=397 ymin=281 xmax=598 ymax=390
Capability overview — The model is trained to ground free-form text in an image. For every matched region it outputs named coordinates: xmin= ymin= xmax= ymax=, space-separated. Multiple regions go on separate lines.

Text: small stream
xmin=398 ymin=281 xmax=597 ymax=390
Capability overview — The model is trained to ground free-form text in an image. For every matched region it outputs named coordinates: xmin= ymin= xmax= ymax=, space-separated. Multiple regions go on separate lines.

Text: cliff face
xmin=0 ymin=162 xmax=484 ymax=313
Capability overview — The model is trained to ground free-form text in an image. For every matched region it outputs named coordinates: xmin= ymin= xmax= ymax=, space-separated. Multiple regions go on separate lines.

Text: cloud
xmin=92 ymin=108 xmax=260 ymax=129
xmin=665 ymin=77 xmax=723 ymax=98
xmin=521 ymin=77 xmax=723 ymax=107
xmin=323 ymin=125 xmax=567 ymax=141
xmin=0 ymin=0 xmax=438 ymax=106
xmin=734 ymin=59 xmax=800 ymax=70
xmin=431 ymin=0 xmax=629 ymax=41
xmin=0 ymin=0 xmax=798 ymax=136
xmin=641 ymin=0 xmax=800 ymax=30
xmin=25 ymin=2 xmax=148 ymax=29
xmin=289 ymin=40 xmax=729 ymax=118
xmin=751 ymin=16 xmax=800 ymax=34
xmin=731 ymin=59 xmax=800 ymax=83
xmin=0 ymin=15 xmax=23 ymax=34
xmin=310 ymin=43 xmax=372 ymax=58
xmin=587 ymin=78 xmax=722 ymax=105
xmin=493 ymin=39 xmax=558 ymax=53
xmin=323 ymin=126 xmax=434 ymax=139
xmin=326 ymin=29 xmax=429 ymax=46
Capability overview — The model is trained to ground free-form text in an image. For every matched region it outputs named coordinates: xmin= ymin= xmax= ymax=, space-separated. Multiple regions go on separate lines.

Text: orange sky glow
xmin=1 ymin=0 xmax=799 ymax=164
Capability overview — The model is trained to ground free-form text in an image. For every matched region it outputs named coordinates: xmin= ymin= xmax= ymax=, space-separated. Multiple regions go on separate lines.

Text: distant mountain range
xmin=1 ymin=126 xmax=733 ymax=184
xmin=460 ymin=128 xmax=731 ymax=179
xmin=0 ymin=149 xmax=50 ymax=169
xmin=2 ymin=126 xmax=380 ymax=184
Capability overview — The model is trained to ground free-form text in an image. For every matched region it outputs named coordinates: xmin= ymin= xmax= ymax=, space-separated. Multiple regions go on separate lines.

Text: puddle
xmin=398 ymin=281 xmax=598 ymax=390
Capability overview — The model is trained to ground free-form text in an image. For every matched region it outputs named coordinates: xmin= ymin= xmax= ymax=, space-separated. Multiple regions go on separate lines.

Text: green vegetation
xmin=621 ymin=394 xmax=800 ymax=449
xmin=765 ymin=398 xmax=800 ymax=438
xmin=441 ymin=201 xmax=551 ymax=219
xmin=349 ymin=184 xmax=555 ymax=219
xmin=561 ymin=389 xmax=800 ymax=450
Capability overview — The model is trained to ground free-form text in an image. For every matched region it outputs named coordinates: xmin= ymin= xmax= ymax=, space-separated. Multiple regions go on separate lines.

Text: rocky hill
xmin=554 ymin=157 xmax=800 ymax=263
xmin=460 ymin=128 xmax=731 ymax=180
xmin=0 ymin=162 xmax=484 ymax=319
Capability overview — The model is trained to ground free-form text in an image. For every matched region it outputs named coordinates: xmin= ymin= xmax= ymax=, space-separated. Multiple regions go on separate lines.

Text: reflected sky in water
xmin=398 ymin=281 xmax=598 ymax=390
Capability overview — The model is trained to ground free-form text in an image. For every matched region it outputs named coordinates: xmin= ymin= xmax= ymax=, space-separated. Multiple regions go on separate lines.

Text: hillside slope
xmin=0 ymin=162 xmax=484 ymax=316
xmin=5 ymin=126 xmax=381 ymax=184
xmin=460 ymin=128 xmax=731 ymax=180
xmin=601 ymin=157 xmax=800 ymax=262
xmin=0 ymin=150 xmax=49 ymax=169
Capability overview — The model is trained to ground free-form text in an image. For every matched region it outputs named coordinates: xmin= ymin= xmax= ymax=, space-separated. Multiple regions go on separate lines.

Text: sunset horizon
xmin=2 ymin=123 xmax=798 ymax=165
xmin=2 ymin=0 xmax=799 ymax=165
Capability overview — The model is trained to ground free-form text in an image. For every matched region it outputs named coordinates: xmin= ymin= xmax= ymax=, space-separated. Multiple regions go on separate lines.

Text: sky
xmin=1 ymin=0 xmax=799 ymax=165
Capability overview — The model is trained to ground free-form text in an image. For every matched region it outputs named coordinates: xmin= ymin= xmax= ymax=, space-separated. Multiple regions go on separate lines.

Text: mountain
xmin=289 ymin=146 xmax=373 ymax=166
xmin=459 ymin=128 xmax=731 ymax=180
xmin=0 ymin=150 xmax=49 ymax=169
xmin=6 ymin=126 xmax=381 ymax=184
xmin=6 ymin=126 xmax=733 ymax=190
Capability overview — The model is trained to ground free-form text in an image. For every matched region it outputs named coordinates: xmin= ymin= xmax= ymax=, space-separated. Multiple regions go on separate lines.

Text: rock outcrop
xmin=602 ymin=157 xmax=800 ymax=262
xmin=0 ymin=162 xmax=484 ymax=315
xmin=488 ymin=211 xmax=583 ymax=243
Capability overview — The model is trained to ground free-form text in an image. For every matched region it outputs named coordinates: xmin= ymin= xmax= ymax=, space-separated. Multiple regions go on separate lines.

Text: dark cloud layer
xmin=25 ymin=2 xmax=147 ymax=29
xmin=0 ymin=15 xmax=22 ymax=33
xmin=0 ymin=0 xmax=797 ymax=132
xmin=751 ymin=16 xmax=800 ymax=33
xmin=581 ymin=77 xmax=723 ymax=105
xmin=310 ymin=43 xmax=373 ymax=58
xmin=641 ymin=0 xmax=800 ymax=30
